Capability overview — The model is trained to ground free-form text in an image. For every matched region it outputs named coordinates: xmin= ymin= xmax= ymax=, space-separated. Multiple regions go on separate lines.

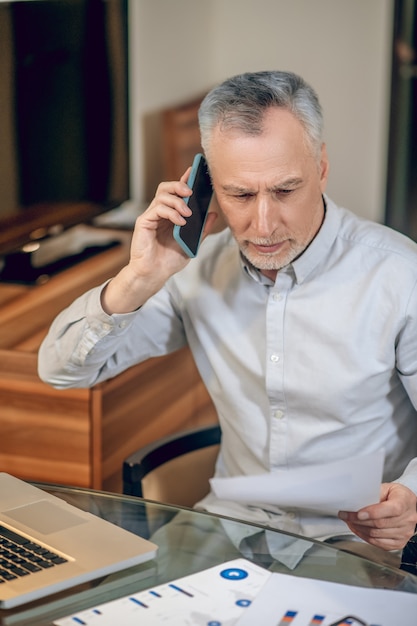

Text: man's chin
xmin=241 ymin=250 xmax=293 ymax=272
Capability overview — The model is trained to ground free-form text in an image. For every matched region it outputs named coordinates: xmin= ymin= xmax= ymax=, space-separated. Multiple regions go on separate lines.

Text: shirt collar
xmin=291 ymin=195 xmax=341 ymax=284
xmin=241 ymin=195 xmax=341 ymax=286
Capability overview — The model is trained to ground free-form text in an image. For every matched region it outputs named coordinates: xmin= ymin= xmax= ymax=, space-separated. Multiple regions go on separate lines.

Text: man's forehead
xmin=209 ymin=110 xmax=312 ymax=162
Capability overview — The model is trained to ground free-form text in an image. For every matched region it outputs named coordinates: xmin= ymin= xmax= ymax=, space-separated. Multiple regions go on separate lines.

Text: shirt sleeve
xmin=38 ymin=281 xmax=186 ymax=388
xmin=397 ymin=277 xmax=417 ymax=409
xmin=395 ymin=459 xmax=417 ymax=494
xmin=395 ymin=278 xmax=417 ymax=493
xmin=38 ymin=282 xmax=135 ymax=388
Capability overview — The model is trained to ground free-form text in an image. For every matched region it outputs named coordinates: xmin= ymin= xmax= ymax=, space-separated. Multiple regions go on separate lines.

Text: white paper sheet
xmin=210 ymin=449 xmax=384 ymax=514
xmin=236 ymin=569 xmax=417 ymax=626
xmin=53 ymin=559 xmax=270 ymax=626
xmin=54 ymin=557 xmax=417 ymax=626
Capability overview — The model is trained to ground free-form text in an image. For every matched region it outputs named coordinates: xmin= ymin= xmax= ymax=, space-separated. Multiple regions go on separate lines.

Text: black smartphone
xmin=173 ymin=153 xmax=213 ymax=258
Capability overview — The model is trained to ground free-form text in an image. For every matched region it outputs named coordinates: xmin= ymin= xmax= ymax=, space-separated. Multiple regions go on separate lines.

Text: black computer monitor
xmin=0 ymin=0 xmax=130 ymax=254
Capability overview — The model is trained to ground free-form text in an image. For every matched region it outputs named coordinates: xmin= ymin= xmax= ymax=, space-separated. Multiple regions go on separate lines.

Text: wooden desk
xmin=0 ymin=236 xmax=216 ymax=492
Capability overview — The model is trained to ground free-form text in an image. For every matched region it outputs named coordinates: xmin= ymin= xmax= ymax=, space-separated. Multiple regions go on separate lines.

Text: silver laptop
xmin=0 ymin=473 xmax=158 ymax=609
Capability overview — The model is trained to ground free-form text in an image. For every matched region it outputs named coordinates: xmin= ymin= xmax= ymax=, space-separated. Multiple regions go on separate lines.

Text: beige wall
xmin=129 ymin=0 xmax=394 ymax=222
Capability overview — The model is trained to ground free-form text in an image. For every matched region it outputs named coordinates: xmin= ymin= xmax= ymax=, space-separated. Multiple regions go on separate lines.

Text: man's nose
xmin=252 ymin=195 xmax=278 ymax=236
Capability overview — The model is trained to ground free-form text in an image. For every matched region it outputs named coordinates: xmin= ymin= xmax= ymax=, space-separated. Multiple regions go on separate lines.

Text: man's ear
xmin=319 ymin=143 xmax=330 ymax=192
xmin=208 ymin=193 xmax=227 ymax=233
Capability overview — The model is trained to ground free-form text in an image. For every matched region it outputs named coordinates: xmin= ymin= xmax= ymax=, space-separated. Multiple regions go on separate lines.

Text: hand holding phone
xmin=173 ymin=153 xmax=213 ymax=258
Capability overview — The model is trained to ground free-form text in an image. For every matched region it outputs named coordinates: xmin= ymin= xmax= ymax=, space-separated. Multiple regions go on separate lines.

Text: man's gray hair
xmin=198 ymin=70 xmax=324 ymax=160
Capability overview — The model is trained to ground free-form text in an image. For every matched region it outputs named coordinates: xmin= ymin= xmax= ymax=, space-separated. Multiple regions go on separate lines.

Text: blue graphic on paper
xmin=220 ymin=567 xmax=248 ymax=581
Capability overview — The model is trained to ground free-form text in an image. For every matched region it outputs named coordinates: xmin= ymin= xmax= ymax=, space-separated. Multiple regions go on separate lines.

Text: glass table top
xmin=1 ymin=483 xmax=416 ymax=625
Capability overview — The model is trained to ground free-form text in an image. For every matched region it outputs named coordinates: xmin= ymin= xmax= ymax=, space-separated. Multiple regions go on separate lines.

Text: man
xmin=39 ymin=71 xmax=417 ymax=567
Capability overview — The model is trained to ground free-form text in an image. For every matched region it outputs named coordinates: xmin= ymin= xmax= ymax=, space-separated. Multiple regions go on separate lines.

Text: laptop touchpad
xmin=4 ymin=500 xmax=88 ymax=534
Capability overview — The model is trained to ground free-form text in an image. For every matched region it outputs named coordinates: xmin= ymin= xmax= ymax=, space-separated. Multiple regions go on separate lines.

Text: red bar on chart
xmin=308 ymin=616 xmax=325 ymax=625
xmin=278 ymin=610 xmax=298 ymax=625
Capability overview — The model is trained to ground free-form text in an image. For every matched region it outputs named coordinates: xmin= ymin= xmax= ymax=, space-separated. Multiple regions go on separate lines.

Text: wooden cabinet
xmin=0 ymin=236 xmax=216 ymax=493
xmin=143 ymin=94 xmax=205 ymax=203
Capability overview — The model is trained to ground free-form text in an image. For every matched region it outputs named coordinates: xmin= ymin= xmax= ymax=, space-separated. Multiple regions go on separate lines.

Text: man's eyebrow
xmin=221 ymin=177 xmax=304 ymax=193
xmin=268 ymin=177 xmax=303 ymax=191
xmin=221 ymin=184 xmax=255 ymax=194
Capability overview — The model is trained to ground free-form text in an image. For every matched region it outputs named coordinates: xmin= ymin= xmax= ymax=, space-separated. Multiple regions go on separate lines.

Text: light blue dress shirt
xmin=39 ymin=197 xmax=417 ymax=540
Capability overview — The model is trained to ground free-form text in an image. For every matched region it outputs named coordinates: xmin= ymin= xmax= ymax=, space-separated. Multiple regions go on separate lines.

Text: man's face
xmin=208 ymin=108 xmax=329 ymax=281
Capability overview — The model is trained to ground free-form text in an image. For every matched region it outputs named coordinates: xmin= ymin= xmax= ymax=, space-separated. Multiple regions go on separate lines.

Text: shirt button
xmin=102 ymin=322 xmax=112 ymax=331
xmin=272 ymin=292 xmax=282 ymax=302
xmin=273 ymin=410 xmax=284 ymax=419
xmin=270 ymin=354 xmax=280 ymax=362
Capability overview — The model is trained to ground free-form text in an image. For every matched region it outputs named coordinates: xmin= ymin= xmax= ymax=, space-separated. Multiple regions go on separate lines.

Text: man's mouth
xmin=250 ymin=241 xmax=286 ymax=254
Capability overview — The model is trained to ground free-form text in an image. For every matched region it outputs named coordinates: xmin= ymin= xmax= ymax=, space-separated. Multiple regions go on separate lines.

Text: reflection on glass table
xmin=0 ymin=483 xmax=416 ymax=626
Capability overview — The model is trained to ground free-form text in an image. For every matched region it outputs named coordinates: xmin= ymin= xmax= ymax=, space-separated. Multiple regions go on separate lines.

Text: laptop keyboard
xmin=0 ymin=525 xmax=68 ymax=582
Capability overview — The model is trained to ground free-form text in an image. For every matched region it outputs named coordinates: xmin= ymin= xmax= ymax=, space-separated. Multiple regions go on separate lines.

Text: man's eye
xmin=234 ymin=193 xmax=253 ymax=201
xmin=276 ymin=188 xmax=293 ymax=195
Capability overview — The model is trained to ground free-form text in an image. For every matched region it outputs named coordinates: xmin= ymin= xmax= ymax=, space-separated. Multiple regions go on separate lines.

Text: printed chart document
xmin=53 ymin=557 xmax=417 ymax=626
xmin=211 ymin=450 xmax=384 ymax=514
xmin=235 ymin=570 xmax=417 ymax=626
xmin=53 ymin=559 xmax=269 ymax=626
